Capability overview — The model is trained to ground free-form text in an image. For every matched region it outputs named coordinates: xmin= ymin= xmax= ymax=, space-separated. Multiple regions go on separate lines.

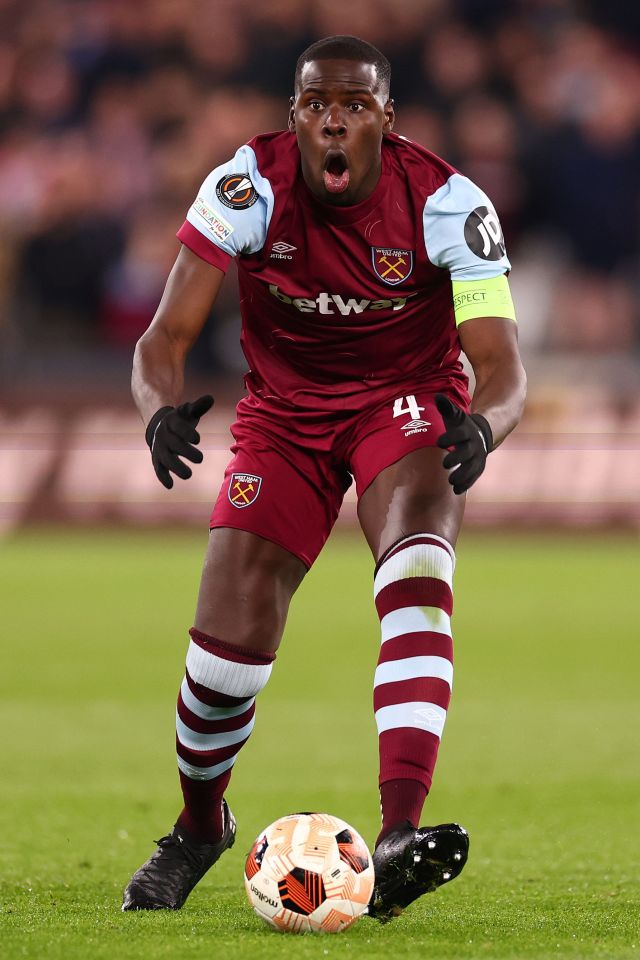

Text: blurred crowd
xmin=0 ymin=0 xmax=639 ymax=390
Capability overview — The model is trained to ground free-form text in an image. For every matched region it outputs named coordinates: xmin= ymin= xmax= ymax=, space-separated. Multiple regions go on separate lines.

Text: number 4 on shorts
xmin=393 ymin=395 xmax=425 ymax=420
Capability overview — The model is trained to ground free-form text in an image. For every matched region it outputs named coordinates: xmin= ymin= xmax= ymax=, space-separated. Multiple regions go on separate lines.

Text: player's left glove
xmin=145 ymin=395 xmax=214 ymax=489
xmin=436 ymin=394 xmax=493 ymax=495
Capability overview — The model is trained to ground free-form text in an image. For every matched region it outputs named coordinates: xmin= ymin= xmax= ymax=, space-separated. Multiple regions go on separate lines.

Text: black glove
xmin=436 ymin=394 xmax=493 ymax=495
xmin=145 ymin=395 xmax=214 ymax=489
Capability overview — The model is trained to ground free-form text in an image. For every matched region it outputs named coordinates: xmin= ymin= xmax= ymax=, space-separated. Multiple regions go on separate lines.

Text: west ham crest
xmin=228 ymin=473 xmax=262 ymax=508
xmin=372 ymin=247 xmax=414 ymax=285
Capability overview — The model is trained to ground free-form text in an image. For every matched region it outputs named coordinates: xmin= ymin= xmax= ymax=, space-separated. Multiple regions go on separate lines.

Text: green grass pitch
xmin=1 ymin=529 xmax=638 ymax=959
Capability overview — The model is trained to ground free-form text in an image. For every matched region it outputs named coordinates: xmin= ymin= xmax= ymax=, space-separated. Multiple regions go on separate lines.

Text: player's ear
xmin=383 ymin=99 xmax=395 ymax=133
xmin=288 ymin=96 xmax=296 ymax=133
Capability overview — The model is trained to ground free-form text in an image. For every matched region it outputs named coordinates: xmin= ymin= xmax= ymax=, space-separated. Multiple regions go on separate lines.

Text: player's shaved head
xmin=295 ymin=35 xmax=391 ymax=101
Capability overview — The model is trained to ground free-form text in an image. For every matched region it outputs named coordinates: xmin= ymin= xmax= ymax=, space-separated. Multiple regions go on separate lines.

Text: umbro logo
xmin=402 ymin=419 xmax=431 ymax=436
xmin=393 ymin=396 xmax=430 ymax=436
xmin=270 ymin=241 xmax=297 ymax=260
xmin=414 ymin=705 xmax=444 ymax=731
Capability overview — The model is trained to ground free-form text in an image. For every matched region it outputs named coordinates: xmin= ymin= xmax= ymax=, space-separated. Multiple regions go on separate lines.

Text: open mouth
xmin=323 ymin=152 xmax=350 ymax=194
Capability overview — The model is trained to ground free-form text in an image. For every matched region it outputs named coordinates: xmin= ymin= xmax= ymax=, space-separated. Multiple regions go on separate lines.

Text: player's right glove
xmin=436 ymin=393 xmax=493 ymax=495
xmin=145 ymin=395 xmax=214 ymax=489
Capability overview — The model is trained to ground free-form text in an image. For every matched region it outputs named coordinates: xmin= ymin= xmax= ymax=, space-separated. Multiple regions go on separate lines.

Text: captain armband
xmin=452 ymin=274 xmax=516 ymax=327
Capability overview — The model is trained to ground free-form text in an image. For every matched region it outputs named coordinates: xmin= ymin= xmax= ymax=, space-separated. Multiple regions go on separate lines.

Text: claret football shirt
xmin=177 ymin=131 xmax=510 ymax=413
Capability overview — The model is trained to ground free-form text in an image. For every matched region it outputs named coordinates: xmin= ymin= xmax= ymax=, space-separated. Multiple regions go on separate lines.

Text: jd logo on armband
xmin=228 ymin=473 xmax=263 ymax=508
xmin=464 ymin=206 xmax=506 ymax=261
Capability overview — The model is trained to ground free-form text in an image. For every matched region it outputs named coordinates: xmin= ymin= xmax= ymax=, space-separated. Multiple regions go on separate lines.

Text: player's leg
xmin=357 ymin=444 xmax=465 ymax=559
xmin=357 ymin=446 xmax=464 ymax=840
xmin=349 ymin=395 xmax=470 ymax=920
xmin=123 ymin=438 xmax=346 ymax=911
xmin=122 ymin=527 xmax=306 ymax=911
xmin=174 ymin=527 xmax=305 ymax=846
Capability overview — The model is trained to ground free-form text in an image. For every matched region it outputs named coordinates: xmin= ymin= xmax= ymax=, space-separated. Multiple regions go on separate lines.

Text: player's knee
xmin=233 ymin=590 xmax=288 ymax=651
xmin=196 ymin=531 xmax=305 ymax=651
xmin=395 ymin=490 xmax=462 ymax=547
xmin=196 ymin=575 xmax=294 ymax=651
xmin=403 ymin=487 xmax=449 ymax=516
xmin=196 ymin=566 xmax=304 ymax=653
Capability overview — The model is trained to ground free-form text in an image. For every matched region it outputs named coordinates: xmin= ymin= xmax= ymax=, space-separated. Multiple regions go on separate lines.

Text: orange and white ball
xmin=244 ymin=812 xmax=374 ymax=933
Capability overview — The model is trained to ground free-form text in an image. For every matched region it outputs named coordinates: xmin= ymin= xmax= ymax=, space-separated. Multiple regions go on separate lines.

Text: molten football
xmin=244 ymin=812 xmax=374 ymax=933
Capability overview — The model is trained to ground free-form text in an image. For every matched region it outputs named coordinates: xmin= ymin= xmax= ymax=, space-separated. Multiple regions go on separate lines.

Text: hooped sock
xmin=373 ymin=534 xmax=455 ymax=844
xmin=175 ymin=628 xmax=275 ymax=842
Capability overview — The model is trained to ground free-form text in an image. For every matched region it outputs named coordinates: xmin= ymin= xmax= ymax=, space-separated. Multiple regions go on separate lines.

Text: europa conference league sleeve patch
xmin=183 ymin=144 xmax=274 ymax=257
xmin=216 ymin=173 xmax=258 ymax=210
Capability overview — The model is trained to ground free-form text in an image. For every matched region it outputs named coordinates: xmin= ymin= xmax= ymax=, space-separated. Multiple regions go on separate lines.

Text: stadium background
xmin=1 ymin=3 xmax=639 ymax=957
xmin=1 ymin=0 xmax=639 ymax=530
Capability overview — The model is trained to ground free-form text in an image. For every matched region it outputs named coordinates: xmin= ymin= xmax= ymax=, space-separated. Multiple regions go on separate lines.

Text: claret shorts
xmin=209 ymin=380 xmax=470 ymax=568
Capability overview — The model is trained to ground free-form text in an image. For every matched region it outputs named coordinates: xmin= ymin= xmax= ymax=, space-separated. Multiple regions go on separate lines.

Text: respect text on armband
xmin=453 ymin=289 xmax=489 ymax=310
xmin=268 ymin=284 xmax=418 ymax=316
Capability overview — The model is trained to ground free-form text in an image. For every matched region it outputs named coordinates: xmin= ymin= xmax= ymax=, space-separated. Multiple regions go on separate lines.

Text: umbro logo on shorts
xmin=229 ymin=473 xmax=262 ymax=508
xmin=393 ymin=395 xmax=431 ymax=436
xmin=402 ymin=419 xmax=431 ymax=436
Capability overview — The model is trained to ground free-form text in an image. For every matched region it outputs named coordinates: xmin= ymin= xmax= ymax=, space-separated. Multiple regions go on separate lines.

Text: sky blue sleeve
xmin=423 ymin=173 xmax=511 ymax=280
xmin=184 ymin=144 xmax=274 ymax=258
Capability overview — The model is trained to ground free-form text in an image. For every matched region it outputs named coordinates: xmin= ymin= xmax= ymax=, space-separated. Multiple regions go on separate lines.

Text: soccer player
xmin=123 ymin=36 xmax=526 ymax=920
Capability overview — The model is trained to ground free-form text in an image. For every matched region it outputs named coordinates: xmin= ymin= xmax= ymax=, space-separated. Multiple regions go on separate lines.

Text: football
xmin=244 ymin=812 xmax=375 ymax=933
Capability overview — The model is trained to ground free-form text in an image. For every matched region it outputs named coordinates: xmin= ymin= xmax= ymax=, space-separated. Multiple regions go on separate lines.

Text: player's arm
xmin=135 ymin=142 xmax=272 ymax=487
xmin=459 ymin=312 xmax=526 ymax=448
xmin=132 ymin=245 xmax=224 ymax=488
xmin=136 ymin=139 xmax=270 ymax=419
xmin=132 ymin=245 xmax=224 ymax=424
xmin=423 ymin=171 xmax=527 ymax=493
xmin=436 ymin=280 xmax=526 ymax=494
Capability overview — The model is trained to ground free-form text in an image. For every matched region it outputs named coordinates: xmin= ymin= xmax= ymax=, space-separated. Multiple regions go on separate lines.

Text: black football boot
xmin=367 ymin=821 xmax=469 ymax=922
xmin=122 ymin=800 xmax=236 ymax=910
